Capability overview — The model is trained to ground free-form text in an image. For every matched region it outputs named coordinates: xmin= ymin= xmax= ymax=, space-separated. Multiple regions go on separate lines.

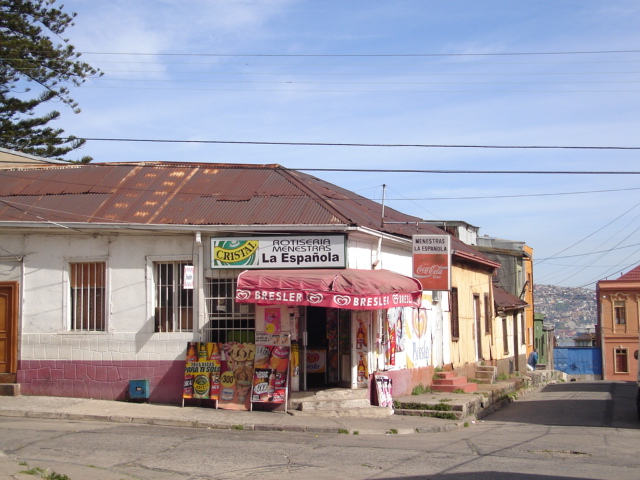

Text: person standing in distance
xmin=527 ymin=348 xmax=538 ymax=371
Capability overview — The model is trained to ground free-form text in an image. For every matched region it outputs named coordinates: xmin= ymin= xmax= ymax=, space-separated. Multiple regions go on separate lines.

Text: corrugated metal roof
xmin=0 ymin=161 xmax=493 ymax=265
xmin=493 ymin=284 xmax=528 ymax=311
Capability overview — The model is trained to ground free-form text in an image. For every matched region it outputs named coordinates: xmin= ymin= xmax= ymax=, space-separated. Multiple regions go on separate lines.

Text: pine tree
xmin=0 ymin=0 xmax=101 ymax=162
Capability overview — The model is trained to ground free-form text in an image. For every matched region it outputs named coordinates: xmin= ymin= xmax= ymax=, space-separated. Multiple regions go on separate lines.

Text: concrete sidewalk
xmin=0 ymin=373 xmax=553 ymax=436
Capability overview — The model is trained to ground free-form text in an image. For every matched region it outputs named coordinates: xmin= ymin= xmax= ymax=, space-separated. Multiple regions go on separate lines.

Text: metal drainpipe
xmin=195 ymin=232 xmax=206 ymax=337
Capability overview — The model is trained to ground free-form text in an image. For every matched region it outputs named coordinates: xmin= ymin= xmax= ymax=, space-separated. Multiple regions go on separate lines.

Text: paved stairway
xmin=289 ymin=388 xmax=393 ymax=418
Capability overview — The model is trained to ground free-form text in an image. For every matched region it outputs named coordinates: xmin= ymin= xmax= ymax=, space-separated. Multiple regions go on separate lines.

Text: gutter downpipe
xmin=195 ymin=231 xmax=206 ymax=338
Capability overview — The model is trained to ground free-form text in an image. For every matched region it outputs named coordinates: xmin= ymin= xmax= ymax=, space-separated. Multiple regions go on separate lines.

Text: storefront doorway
xmin=304 ymin=307 xmax=352 ymax=388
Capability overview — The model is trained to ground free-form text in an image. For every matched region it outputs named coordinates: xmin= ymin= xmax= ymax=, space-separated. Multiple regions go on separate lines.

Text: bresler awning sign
xmin=211 ymin=235 xmax=346 ymax=269
xmin=412 ymin=235 xmax=451 ymax=291
xmin=235 ymin=269 xmax=423 ymax=310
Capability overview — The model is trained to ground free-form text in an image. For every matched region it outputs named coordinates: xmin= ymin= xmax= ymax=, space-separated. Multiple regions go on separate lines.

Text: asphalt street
xmin=0 ymin=380 xmax=637 ymax=479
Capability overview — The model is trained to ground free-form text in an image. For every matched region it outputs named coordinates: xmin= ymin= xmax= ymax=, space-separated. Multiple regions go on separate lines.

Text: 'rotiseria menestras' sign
xmin=211 ymin=235 xmax=346 ymax=269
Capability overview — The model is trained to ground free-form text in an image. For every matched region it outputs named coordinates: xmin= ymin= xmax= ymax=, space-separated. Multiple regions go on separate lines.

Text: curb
xmin=0 ymin=377 xmax=552 ymax=435
xmin=0 ymin=408 xmax=474 ymax=435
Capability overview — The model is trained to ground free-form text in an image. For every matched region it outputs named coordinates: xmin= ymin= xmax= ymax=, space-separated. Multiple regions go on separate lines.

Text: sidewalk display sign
xmin=355 ymin=311 xmax=371 ymax=387
xmin=412 ymin=235 xmax=451 ymax=291
xmin=375 ymin=376 xmax=393 ymax=408
xmin=251 ymin=332 xmax=291 ymax=410
xmin=218 ymin=342 xmax=256 ymax=411
xmin=327 ymin=309 xmax=339 ymax=383
xmin=305 ymin=349 xmax=326 ymax=373
xmin=182 ymin=342 xmax=221 ymax=406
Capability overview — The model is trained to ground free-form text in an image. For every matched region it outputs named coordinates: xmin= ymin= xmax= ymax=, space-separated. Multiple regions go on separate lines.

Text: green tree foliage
xmin=0 ymin=0 xmax=101 ymax=162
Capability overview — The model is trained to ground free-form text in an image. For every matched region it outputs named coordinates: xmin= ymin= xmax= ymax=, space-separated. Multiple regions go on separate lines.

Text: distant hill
xmin=533 ymin=284 xmax=597 ymax=340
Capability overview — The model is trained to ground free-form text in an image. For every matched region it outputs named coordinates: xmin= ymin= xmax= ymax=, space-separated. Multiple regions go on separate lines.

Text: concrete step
xmin=0 ymin=374 xmax=16 ymax=383
xmin=0 ymin=384 xmax=20 ymax=396
xmin=433 ymin=375 xmax=469 ymax=386
xmin=432 ymin=372 xmax=478 ymax=393
xmin=431 ymin=383 xmax=478 ymax=393
xmin=435 ymin=371 xmax=456 ymax=380
xmin=289 ymin=388 xmax=391 ymax=418
xmin=289 ymin=405 xmax=393 ymax=418
xmin=298 ymin=398 xmax=372 ymax=411
xmin=475 ymin=366 xmax=496 ymax=384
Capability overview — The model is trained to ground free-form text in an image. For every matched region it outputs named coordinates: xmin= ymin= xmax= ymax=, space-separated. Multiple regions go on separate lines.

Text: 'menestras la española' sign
xmin=212 ymin=235 xmax=347 ymax=269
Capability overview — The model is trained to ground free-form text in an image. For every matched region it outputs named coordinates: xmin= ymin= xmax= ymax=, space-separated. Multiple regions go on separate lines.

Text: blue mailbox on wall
xmin=129 ymin=379 xmax=150 ymax=401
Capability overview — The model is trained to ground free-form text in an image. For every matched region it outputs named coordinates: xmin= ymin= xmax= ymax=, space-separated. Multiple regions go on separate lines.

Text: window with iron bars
xmin=70 ymin=262 xmax=106 ymax=331
xmin=203 ymin=269 xmax=255 ymax=344
xmin=154 ymin=262 xmax=194 ymax=332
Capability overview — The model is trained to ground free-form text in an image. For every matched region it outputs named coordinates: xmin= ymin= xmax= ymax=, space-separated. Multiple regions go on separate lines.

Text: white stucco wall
xmin=3 ymin=230 xmax=424 ymax=366
xmin=2 ymin=232 xmax=197 ymax=362
xmin=346 ymin=235 xmax=413 ymax=275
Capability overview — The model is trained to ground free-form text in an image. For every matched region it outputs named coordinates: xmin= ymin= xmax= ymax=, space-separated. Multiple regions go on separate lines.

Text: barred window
xmin=203 ymin=269 xmax=255 ymax=344
xmin=450 ymin=288 xmax=459 ymax=340
xmin=70 ymin=262 xmax=106 ymax=331
xmin=154 ymin=262 xmax=193 ymax=332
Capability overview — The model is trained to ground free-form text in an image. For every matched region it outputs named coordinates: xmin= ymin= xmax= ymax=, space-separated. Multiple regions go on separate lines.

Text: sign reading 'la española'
xmin=212 ymin=235 xmax=347 ymax=269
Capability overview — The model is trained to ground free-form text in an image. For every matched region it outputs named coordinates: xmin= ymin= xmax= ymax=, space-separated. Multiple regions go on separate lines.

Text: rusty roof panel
xmin=493 ymin=284 xmax=529 ymax=310
xmin=0 ymin=162 xmax=493 ymax=264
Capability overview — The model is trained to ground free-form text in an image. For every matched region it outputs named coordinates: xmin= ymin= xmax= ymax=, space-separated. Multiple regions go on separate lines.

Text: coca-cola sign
xmin=412 ymin=235 xmax=451 ymax=291
xmin=415 ymin=264 xmax=446 ymax=277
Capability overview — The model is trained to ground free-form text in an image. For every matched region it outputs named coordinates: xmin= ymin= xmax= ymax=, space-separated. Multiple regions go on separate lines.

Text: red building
xmin=596 ymin=266 xmax=640 ymax=382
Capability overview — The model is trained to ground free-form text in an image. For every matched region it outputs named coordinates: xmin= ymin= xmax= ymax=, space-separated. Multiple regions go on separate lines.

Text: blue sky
xmin=31 ymin=1 xmax=640 ymax=288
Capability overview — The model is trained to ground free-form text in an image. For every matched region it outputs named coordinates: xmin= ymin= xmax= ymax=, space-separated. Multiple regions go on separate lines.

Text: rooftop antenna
xmin=381 ymin=184 xmax=386 ymax=227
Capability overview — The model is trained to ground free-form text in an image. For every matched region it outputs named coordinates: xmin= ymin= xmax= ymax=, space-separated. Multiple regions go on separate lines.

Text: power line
xmin=63 ymin=137 xmax=640 ymax=152
xmin=381 ymin=186 xmax=640 ymax=200
xmin=79 ymin=49 xmax=640 ymax=57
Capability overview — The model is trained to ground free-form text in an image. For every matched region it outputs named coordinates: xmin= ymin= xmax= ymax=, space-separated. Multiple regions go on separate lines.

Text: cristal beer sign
xmin=412 ymin=235 xmax=451 ymax=291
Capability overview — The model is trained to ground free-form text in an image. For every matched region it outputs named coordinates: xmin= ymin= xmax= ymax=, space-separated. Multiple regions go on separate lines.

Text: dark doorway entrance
xmin=306 ymin=307 xmax=327 ymax=387
xmin=304 ymin=307 xmax=352 ymax=388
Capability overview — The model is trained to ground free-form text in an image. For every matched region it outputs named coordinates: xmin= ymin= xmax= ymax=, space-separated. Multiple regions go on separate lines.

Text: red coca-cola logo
xmin=416 ymin=264 xmax=446 ymax=276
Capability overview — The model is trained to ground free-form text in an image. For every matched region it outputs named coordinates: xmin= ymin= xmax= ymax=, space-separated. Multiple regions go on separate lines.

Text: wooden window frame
xmin=484 ymin=292 xmax=492 ymax=335
xmin=450 ymin=287 xmax=459 ymax=340
xmin=614 ymin=347 xmax=629 ymax=373
xmin=613 ymin=300 xmax=626 ymax=325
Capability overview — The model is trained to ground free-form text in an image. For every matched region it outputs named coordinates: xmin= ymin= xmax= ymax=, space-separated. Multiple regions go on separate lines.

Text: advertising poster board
xmin=412 ymin=235 xmax=451 ymax=291
xmin=305 ymin=349 xmax=326 ymax=373
xmin=406 ymin=308 xmax=430 ymax=368
xmin=375 ymin=376 xmax=393 ymax=408
xmin=218 ymin=342 xmax=256 ymax=411
xmin=183 ymin=342 xmax=221 ymax=404
xmin=355 ymin=311 xmax=370 ymax=387
xmin=251 ymin=332 xmax=291 ymax=405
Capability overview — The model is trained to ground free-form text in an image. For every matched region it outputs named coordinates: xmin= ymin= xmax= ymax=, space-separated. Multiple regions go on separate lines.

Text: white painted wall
xmin=346 ymin=235 xmax=413 ymax=275
xmin=1 ymin=232 xmax=198 ymax=362
xmin=2 ymin=229 xmax=436 ymax=368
